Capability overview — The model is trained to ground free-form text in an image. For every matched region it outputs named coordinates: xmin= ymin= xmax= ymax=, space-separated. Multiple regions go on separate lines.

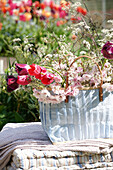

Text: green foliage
xmin=0 ymin=14 xmax=71 ymax=57
xmin=0 ymin=75 xmax=40 ymax=130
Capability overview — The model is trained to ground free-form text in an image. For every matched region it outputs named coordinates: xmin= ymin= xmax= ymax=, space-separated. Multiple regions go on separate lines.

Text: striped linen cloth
xmin=4 ymin=148 xmax=113 ymax=169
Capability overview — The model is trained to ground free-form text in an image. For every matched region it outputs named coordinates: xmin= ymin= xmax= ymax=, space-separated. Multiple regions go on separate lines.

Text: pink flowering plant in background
xmin=6 ymin=0 xmax=113 ymax=104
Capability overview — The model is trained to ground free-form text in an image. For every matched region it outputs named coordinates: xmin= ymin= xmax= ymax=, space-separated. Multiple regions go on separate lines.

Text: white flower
xmin=85 ymin=26 xmax=90 ymax=30
xmin=80 ymin=51 xmax=86 ymax=55
xmin=13 ymin=38 xmax=21 ymax=42
xmin=83 ymin=40 xmax=90 ymax=50
xmin=40 ymin=89 xmax=51 ymax=98
xmin=102 ymin=83 xmax=113 ymax=91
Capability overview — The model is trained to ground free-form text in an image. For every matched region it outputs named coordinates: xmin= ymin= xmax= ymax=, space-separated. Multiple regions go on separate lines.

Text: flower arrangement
xmin=6 ymin=0 xmax=113 ymax=104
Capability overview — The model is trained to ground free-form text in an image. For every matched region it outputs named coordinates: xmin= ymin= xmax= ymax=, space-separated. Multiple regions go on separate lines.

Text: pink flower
xmin=56 ymin=21 xmax=61 ymax=27
xmin=26 ymin=0 xmax=32 ymax=6
xmin=19 ymin=14 xmax=26 ymax=21
xmin=41 ymin=73 xmax=54 ymax=85
xmin=82 ymin=74 xmax=92 ymax=81
xmin=8 ymin=0 xmax=12 ymax=5
xmin=76 ymin=67 xmax=83 ymax=73
xmin=17 ymin=75 xmax=31 ymax=85
xmin=65 ymin=86 xmax=79 ymax=96
xmin=15 ymin=63 xmax=30 ymax=75
xmin=59 ymin=10 xmax=67 ymax=18
xmin=54 ymin=76 xmax=62 ymax=83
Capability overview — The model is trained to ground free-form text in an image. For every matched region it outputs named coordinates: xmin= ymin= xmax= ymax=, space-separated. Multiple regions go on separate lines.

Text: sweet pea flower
xmin=35 ymin=66 xmax=47 ymax=80
xmin=15 ymin=63 xmax=30 ymax=75
xmin=6 ymin=75 xmax=19 ymax=92
xmin=28 ymin=64 xmax=41 ymax=76
xmin=41 ymin=73 xmax=54 ymax=85
xmin=101 ymin=41 xmax=113 ymax=59
xmin=17 ymin=75 xmax=31 ymax=85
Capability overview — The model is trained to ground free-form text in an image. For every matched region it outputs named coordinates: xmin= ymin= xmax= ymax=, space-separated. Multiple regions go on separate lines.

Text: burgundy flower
xmin=6 ymin=75 xmax=19 ymax=92
xmin=101 ymin=41 xmax=113 ymax=59
xmin=15 ymin=63 xmax=29 ymax=75
xmin=17 ymin=75 xmax=31 ymax=85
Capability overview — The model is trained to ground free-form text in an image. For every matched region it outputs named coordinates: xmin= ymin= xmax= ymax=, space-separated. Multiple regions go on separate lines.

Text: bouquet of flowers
xmin=6 ymin=0 xmax=113 ymax=104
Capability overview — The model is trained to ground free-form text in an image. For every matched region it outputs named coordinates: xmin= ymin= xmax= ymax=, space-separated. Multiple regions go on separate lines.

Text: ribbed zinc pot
xmin=39 ymin=89 xmax=113 ymax=143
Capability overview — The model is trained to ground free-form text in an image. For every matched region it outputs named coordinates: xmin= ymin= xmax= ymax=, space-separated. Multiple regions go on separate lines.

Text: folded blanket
xmin=0 ymin=122 xmax=51 ymax=169
xmin=4 ymin=148 xmax=113 ymax=170
xmin=1 ymin=122 xmax=113 ymax=169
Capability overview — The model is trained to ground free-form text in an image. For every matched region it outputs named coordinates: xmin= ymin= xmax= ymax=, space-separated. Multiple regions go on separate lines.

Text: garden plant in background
xmin=0 ymin=0 xmax=69 ymax=56
xmin=5 ymin=0 xmax=113 ymax=143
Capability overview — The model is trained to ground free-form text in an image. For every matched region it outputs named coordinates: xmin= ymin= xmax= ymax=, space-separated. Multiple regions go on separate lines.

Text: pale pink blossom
xmin=82 ymin=74 xmax=92 ymax=81
xmin=54 ymin=76 xmax=63 ymax=83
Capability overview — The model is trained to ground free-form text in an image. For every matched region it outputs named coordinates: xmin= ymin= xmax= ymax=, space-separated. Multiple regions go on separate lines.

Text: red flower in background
xmin=33 ymin=1 xmax=40 ymax=8
xmin=49 ymin=0 xmax=54 ymax=9
xmin=0 ymin=23 xmax=3 ymax=30
xmin=76 ymin=6 xmax=87 ymax=16
xmin=40 ymin=3 xmax=46 ymax=9
xmin=19 ymin=6 xmax=25 ymax=13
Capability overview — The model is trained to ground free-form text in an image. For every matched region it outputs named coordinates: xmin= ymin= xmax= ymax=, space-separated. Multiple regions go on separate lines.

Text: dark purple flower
xmin=6 ymin=75 xmax=19 ymax=92
xmin=15 ymin=63 xmax=29 ymax=75
xmin=40 ymin=15 xmax=46 ymax=20
xmin=51 ymin=9 xmax=55 ymax=15
xmin=101 ymin=41 xmax=113 ymax=59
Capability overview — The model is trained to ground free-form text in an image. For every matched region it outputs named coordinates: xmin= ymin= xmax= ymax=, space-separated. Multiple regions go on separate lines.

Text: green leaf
xmin=14 ymin=112 xmax=24 ymax=122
